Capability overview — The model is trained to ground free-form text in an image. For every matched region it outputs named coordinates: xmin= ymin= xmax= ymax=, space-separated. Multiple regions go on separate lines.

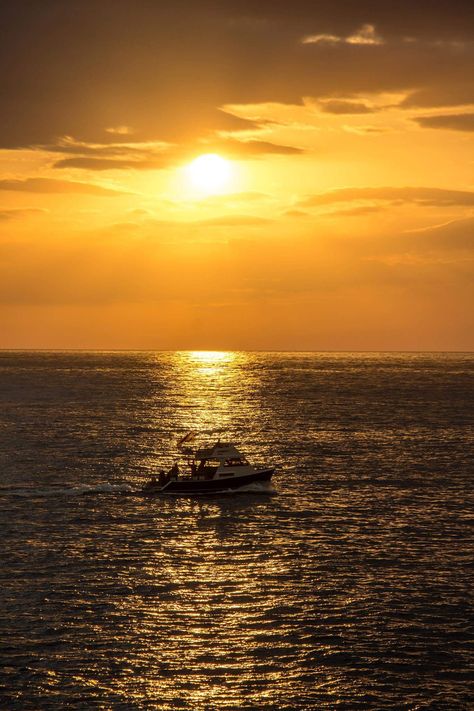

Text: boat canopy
xmin=195 ymin=442 xmax=244 ymax=462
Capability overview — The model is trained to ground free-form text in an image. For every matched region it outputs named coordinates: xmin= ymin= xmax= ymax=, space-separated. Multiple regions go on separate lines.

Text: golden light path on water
xmin=97 ymin=351 xmax=312 ymax=708
xmin=172 ymin=351 xmax=245 ymax=441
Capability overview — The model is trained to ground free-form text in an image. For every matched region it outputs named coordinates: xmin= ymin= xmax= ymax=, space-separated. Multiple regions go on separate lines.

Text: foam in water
xmin=2 ymin=482 xmax=134 ymax=497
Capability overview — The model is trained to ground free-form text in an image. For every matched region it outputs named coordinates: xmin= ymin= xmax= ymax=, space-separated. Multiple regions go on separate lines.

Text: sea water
xmin=1 ymin=351 xmax=473 ymax=709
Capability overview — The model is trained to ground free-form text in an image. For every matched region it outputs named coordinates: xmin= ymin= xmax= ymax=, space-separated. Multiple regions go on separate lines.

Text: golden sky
xmin=1 ymin=1 xmax=473 ymax=349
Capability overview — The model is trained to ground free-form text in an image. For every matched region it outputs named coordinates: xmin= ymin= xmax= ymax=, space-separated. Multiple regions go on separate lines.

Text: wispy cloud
xmin=45 ymin=136 xmax=180 ymax=171
xmin=320 ymin=205 xmax=386 ymax=218
xmin=303 ymin=24 xmax=384 ymax=46
xmin=44 ymin=133 xmax=303 ymax=172
xmin=0 ymin=178 xmax=131 ymax=196
xmin=210 ymin=138 xmax=304 ymax=157
xmin=0 ymin=207 xmax=48 ymax=221
xmin=301 ymin=186 xmax=474 ymax=208
xmin=52 ymin=156 xmax=172 ymax=171
xmin=105 ymin=125 xmax=135 ymax=136
xmin=282 ymin=209 xmax=311 ymax=218
xmin=105 ymin=214 xmax=274 ymax=233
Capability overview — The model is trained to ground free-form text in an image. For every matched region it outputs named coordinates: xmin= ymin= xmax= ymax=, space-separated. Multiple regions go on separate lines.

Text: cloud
xmin=303 ymin=24 xmax=384 ymax=46
xmin=45 ymin=133 xmax=302 ymax=172
xmin=52 ymin=156 xmax=172 ymax=171
xmin=105 ymin=125 xmax=135 ymax=136
xmin=401 ymin=87 xmax=474 ymax=109
xmin=301 ymin=186 xmax=474 ymax=208
xmin=343 ymin=125 xmax=389 ymax=135
xmin=414 ymin=113 xmax=474 ymax=131
xmin=317 ymin=99 xmax=377 ymax=114
xmin=346 ymin=24 xmax=384 ymax=46
xmin=346 ymin=217 xmax=474 ymax=263
xmin=45 ymin=136 xmax=182 ymax=171
xmin=408 ymin=216 xmax=474 ymax=251
xmin=105 ymin=214 xmax=274 ymax=232
xmin=44 ymin=136 xmax=173 ymax=157
xmin=220 ymin=2 xmax=474 ymax=42
xmin=0 ymin=208 xmax=48 ymax=221
xmin=0 ymin=178 xmax=130 ymax=196
xmin=320 ymin=205 xmax=386 ymax=218
xmin=212 ymin=138 xmax=304 ymax=156
xmin=282 ymin=209 xmax=311 ymax=218
xmin=2 ymin=1 xmax=472 ymax=152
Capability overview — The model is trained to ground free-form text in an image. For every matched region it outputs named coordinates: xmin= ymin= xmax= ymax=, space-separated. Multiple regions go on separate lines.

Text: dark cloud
xmin=213 ymin=1 xmax=474 ymax=41
xmin=210 ymin=138 xmax=304 ymax=157
xmin=51 ymin=156 xmax=171 ymax=171
xmin=318 ymin=100 xmax=376 ymax=114
xmin=401 ymin=86 xmax=474 ymax=108
xmin=301 ymin=187 xmax=474 ymax=208
xmin=414 ymin=113 xmax=474 ymax=131
xmin=44 ymin=137 xmax=185 ymax=171
xmin=42 ymin=138 xmax=170 ymax=158
xmin=0 ymin=178 xmax=130 ymax=196
xmin=1 ymin=1 xmax=473 ymax=149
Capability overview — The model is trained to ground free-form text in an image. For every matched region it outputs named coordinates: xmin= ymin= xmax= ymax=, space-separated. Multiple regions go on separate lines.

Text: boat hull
xmin=144 ymin=468 xmax=274 ymax=496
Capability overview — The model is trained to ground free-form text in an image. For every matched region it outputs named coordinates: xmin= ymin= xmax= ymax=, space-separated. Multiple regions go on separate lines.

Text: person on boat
xmin=144 ymin=476 xmax=158 ymax=491
xmin=170 ymin=461 xmax=180 ymax=478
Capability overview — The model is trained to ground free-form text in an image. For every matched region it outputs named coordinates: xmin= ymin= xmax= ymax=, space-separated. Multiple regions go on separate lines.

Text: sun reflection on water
xmin=183 ymin=350 xmax=238 ymax=376
xmin=172 ymin=351 xmax=247 ymax=437
xmin=100 ymin=496 xmax=291 ymax=709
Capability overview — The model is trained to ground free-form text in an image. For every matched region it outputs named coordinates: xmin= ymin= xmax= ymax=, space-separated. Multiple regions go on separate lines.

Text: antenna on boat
xmin=177 ymin=431 xmax=197 ymax=450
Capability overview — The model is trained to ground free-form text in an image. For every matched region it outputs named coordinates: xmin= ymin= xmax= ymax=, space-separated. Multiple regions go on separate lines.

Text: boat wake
xmin=224 ymin=481 xmax=276 ymax=495
xmin=0 ymin=482 xmax=134 ymax=498
xmin=0 ymin=480 xmax=275 ymax=499
xmin=159 ymin=481 xmax=276 ymax=497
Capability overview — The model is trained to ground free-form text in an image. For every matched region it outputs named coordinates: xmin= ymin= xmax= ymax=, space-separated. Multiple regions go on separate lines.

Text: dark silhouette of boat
xmin=142 ymin=439 xmax=275 ymax=495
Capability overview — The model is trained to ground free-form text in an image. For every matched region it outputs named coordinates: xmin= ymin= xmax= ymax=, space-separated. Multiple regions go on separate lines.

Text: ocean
xmin=1 ymin=351 xmax=473 ymax=710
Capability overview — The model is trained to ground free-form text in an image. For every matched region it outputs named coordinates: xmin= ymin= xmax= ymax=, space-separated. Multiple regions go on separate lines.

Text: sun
xmin=185 ymin=153 xmax=233 ymax=194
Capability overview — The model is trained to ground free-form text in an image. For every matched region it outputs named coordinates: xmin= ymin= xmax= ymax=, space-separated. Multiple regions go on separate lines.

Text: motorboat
xmin=142 ymin=439 xmax=275 ymax=495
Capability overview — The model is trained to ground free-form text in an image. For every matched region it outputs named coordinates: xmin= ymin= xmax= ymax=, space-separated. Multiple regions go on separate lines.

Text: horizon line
xmin=0 ymin=348 xmax=473 ymax=354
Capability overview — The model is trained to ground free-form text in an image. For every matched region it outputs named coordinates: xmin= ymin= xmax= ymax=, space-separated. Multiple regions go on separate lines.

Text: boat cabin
xmin=192 ymin=442 xmax=251 ymax=479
